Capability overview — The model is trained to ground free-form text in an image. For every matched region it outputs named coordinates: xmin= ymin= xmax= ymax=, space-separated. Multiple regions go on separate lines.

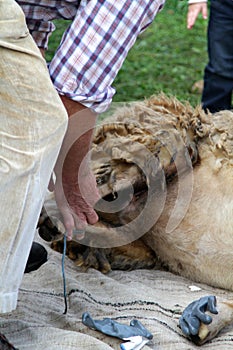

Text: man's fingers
xmin=201 ymin=6 xmax=208 ymax=21
xmin=62 ymin=210 xmax=75 ymax=240
xmin=86 ymin=209 xmax=99 ymax=225
xmin=187 ymin=11 xmax=198 ymax=29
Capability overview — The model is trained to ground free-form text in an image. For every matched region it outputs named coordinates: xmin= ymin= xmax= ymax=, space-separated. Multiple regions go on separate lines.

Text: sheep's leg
xmin=51 ymin=237 xmax=159 ymax=273
xmin=179 ymin=295 xmax=233 ymax=345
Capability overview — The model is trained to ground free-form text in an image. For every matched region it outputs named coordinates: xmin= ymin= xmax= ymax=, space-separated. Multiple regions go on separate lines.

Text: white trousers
xmin=0 ymin=0 xmax=68 ymax=313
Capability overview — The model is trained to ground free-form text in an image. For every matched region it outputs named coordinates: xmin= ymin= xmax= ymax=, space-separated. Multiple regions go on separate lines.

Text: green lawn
xmin=46 ymin=1 xmax=208 ymax=107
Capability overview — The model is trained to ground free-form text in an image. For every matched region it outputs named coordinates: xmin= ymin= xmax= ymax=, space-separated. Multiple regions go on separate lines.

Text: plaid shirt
xmin=17 ymin=0 xmax=165 ymax=113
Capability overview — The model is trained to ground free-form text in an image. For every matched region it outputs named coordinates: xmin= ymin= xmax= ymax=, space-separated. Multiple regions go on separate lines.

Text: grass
xmin=46 ymin=1 xmax=208 ymax=107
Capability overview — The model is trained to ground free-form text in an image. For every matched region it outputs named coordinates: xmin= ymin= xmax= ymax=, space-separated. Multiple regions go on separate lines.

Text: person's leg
xmin=202 ymin=0 xmax=233 ymax=112
xmin=0 ymin=0 xmax=68 ymax=313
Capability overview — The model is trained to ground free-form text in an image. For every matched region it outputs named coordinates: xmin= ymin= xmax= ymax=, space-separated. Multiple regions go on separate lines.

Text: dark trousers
xmin=202 ymin=0 xmax=233 ymax=112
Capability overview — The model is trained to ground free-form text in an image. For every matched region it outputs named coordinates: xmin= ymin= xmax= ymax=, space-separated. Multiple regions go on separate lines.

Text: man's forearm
xmin=54 ymin=96 xmax=97 ymax=184
xmin=52 ymin=97 xmax=99 ymax=238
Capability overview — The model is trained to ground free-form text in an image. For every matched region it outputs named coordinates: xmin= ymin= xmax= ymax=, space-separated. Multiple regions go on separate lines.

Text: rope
xmin=62 ymin=235 xmax=68 ymax=314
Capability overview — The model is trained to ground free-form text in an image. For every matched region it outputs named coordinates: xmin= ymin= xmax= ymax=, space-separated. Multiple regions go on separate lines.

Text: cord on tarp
xmin=62 ymin=235 xmax=68 ymax=314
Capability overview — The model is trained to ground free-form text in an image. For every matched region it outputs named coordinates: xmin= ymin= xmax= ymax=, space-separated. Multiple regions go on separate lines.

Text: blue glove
xmin=179 ymin=295 xmax=218 ymax=337
xmin=82 ymin=312 xmax=153 ymax=340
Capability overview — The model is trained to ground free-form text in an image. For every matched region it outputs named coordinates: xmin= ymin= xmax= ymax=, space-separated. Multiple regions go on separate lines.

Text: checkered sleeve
xmin=16 ymin=0 xmax=80 ymax=49
xmin=49 ymin=0 xmax=165 ymax=113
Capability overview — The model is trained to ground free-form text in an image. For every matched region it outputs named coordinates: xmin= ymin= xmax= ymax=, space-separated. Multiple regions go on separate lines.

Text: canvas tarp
xmin=1 ymin=233 xmax=233 ymax=350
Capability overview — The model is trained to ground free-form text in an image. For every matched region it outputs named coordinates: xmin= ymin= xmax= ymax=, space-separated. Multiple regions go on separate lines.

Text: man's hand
xmin=53 ymin=97 xmax=100 ymax=240
xmin=187 ymin=2 xmax=208 ymax=29
xmin=54 ymin=169 xmax=100 ymax=240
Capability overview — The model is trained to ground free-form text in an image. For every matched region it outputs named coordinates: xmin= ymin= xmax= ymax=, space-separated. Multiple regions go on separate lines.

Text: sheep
xmin=39 ymin=94 xmax=233 ymax=344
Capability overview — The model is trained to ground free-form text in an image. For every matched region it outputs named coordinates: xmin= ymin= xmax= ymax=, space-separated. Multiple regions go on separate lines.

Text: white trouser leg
xmin=0 ymin=0 xmax=68 ymax=313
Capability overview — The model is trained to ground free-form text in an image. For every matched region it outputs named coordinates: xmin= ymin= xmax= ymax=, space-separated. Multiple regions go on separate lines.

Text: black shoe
xmin=24 ymin=242 xmax=48 ymax=273
xmin=0 ymin=332 xmax=18 ymax=350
